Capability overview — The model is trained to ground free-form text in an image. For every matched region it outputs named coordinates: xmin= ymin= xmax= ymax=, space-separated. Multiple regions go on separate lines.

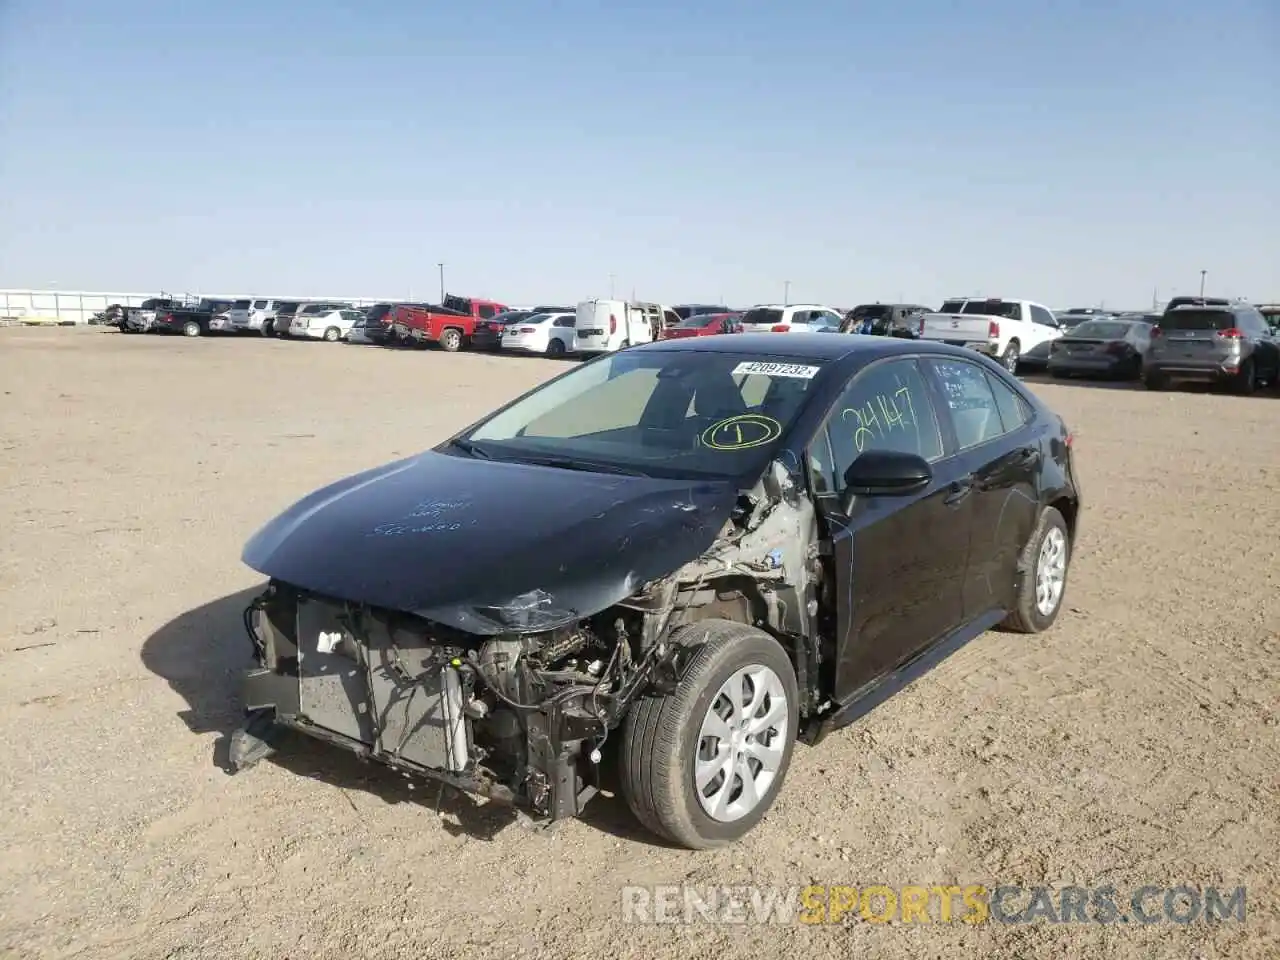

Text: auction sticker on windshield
xmin=732 ymin=361 xmax=821 ymax=379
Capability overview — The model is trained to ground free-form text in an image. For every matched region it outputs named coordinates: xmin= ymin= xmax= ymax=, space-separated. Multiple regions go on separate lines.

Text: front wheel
xmin=182 ymin=320 xmax=201 ymax=337
xmin=1000 ymin=341 xmax=1020 ymax=374
xmin=1001 ymin=506 xmax=1071 ymax=633
xmin=439 ymin=328 xmax=463 ymax=352
xmin=619 ymin=619 xmax=799 ymax=850
xmin=323 ymin=326 xmax=341 ymax=342
xmin=262 ymin=320 xmax=275 ymax=337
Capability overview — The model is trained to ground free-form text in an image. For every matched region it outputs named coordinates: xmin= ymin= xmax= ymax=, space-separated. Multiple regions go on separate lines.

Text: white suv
xmin=288 ymin=307 xmax=364 ymax=342
xmin=740 ymin=304 xmax=844 ymax=334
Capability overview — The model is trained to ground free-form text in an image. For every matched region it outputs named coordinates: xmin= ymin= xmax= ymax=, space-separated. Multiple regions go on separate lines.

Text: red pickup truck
xmin=388 ymin=294 xmax=509 ymax=352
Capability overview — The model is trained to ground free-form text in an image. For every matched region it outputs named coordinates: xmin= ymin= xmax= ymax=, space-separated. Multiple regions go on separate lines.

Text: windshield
xmin=1161 ymin=309 xmax=1235 ymax=331
xmin=490 ymin=311 xmax=530 ymax=325
xmin=959 ymin=300 xmax=1021 ymax=320
xmin=1069 ymin=321 xmax=1132 ymax=339
xmin=850 ymin=304 xmax=889 ymax=318
xmin=938 ymin=300 xmax=967 ymax=313
xmin=521 ymin=313 xmax=551 ymax=324
xmin=462 ymin=351 xmax=826 ymax=479
xmin=742 ymin=308 xmax=784 ymax=326
xmin=364 ymin=304 xmax=392 ymax=322
xmin=232 ymin=300 xmax=252 ymax=309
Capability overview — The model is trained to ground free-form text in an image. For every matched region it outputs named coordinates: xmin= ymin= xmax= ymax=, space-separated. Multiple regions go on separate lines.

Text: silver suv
xmin=1145 ymin=302 xmax=1279 ymax=393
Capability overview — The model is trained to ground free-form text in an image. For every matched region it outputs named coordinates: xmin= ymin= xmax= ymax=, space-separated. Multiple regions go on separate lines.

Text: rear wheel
xmin=545 ymin=337 xmax=566 ymax=357
xmin=323 ymin=326 xmax=341 ymax=342
xmin=1233 ymin=358 xmax=1257 ymax=395
xmin=619 ymin=619 xmax=798 ymax=850
xmin=1143 ymin=370 xmax=1169 ymax=390
xmin=1001 ymin=506 xmax=1071 ymax=633
xmin=440 ymin=328 xmax=463 ymax=352
xmin=1000 ymin=340 xmax=1020 ymax=374
xmin=262 ymin=319 xmax=275 ymax=336
xmin=182 ymin=320 xmax=201 ymax=337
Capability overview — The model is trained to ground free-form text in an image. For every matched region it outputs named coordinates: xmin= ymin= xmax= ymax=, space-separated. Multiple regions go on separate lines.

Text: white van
xmin=575 ymin=300 xmax=675 ymax=355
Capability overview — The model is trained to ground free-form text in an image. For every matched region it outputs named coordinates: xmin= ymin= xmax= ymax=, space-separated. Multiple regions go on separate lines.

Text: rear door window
xmin=925 ymin=359 xmax=1007 ymax=451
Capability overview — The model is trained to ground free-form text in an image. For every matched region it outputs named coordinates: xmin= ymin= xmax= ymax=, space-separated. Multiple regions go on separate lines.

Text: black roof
xmin=638 ymin=331 xmax=982 ymax=363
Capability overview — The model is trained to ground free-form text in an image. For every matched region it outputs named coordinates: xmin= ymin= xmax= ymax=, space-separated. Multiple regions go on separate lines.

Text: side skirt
xmin=801 ymin=608 xmax=1007 ymax=745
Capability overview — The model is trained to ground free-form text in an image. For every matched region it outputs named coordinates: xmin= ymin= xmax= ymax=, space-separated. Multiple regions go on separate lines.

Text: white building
xmin=0 ymin=289 xmax=401 ymax=325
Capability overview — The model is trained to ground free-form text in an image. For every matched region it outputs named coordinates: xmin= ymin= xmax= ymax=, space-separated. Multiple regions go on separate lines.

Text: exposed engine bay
xmin=233 ymin=461 xmax=829 ymax=820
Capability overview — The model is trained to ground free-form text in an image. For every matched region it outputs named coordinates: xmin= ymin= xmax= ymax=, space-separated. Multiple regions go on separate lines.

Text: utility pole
xmin=1152 ymin=287 xmax=1158 ymax=311
xmin=783 ymin=280 xmax=791 ymax=305
xmin=1199 ymin=270 xmax=1206 ymax=298
xmin=438 ymin=263 xmax=445 ymax=302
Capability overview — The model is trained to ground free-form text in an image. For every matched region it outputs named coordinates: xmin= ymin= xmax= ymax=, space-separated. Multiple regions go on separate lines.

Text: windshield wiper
xmin=449 ymin=438 xmax=491 ymax=459
xmin=505 ymin=454 xmax=651 ymax=477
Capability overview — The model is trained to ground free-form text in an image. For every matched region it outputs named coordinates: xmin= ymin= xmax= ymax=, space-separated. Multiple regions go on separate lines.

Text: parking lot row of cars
xmin=108 ymin=293 xmax=1280 ymax=392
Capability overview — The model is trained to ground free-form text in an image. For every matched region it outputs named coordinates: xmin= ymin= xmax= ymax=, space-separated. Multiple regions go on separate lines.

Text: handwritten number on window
xmin=841 ymin=385 xmax=918 ymax=452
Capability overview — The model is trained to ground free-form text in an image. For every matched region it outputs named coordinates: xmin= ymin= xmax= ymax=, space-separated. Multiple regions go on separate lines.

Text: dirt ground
xmin=1 ymin=326 xmax=1277 ymax=960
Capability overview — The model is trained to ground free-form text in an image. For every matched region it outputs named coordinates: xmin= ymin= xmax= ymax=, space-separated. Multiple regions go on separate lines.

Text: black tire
xmin=1000 ymin=506 xmax=1071 ymax=634
xmin=1233 ymin=358 xmax=1257 ymax=395
xmin=545 ymin=337 xmax=566 ymax=357
xmin=1000 ymin=340 xmax=1021 ymax=374
xmin=262 ymin=319 xmax=275 ymax=337
xmin=1143 ymin=370 xmax=1169 ymax=390
xmin=619 ymin=619 xmax=799 ymax=850
xmin=182 ymin=320 xmax=201 ymax=337
xmin=323 ymin=326 xmax=341 ymax=342
xmin=440 ymin=328 xmax=463 ymax=352
xmin=1048 ymin=367 xmax=1068 ymax=379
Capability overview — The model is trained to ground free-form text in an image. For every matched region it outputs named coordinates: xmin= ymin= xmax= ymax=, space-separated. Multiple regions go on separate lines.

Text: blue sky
xmin=1 ymin=0 xmax=1276 ymax=309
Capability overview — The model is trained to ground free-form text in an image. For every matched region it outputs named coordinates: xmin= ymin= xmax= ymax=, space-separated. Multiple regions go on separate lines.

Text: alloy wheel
xmin=1035 ymin=527 xmax=1067 ymax=616
xmin=694 ymin=665 xmax=789 ymax=823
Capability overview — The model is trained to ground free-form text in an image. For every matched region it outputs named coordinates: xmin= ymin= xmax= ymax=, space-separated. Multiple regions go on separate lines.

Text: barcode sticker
xmin=732 ymin=361 xmax=821 ymax=379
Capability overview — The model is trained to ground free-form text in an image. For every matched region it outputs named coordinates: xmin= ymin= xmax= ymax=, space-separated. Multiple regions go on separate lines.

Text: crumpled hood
xmin=241 ymin=451 xmax=740 ymax=634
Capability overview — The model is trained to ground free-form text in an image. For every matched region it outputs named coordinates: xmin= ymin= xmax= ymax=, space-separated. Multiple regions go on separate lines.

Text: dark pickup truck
xmin=153 ymin=298 xmax=234 ymax=337
xmin=388 ymin=294 xmax=510 ymax=352
xmin=361 ymin=302 xmax=433 ymax=345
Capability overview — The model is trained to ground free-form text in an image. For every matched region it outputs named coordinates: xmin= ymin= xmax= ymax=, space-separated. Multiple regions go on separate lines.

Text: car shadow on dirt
xmin=1021 ymin=373 xmax=1142 ymax=391
xmin=140 ymin=588 xmax=664 ymax=846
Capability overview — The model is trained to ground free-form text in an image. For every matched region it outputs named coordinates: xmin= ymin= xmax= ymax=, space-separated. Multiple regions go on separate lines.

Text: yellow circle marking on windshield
xmin=702 ymin=414 xmax=783 ymax=450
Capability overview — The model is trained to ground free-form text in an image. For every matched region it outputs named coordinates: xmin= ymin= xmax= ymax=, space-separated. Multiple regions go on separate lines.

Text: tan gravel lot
xmin=1 ymin=326 xmax=1277 ymax=960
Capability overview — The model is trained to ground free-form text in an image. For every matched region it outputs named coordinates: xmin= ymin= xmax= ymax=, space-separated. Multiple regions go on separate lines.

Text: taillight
xmin=1216 ymin=327 xmax=1245 ymax=339
xmin=609 ymin=315 xmax=617 ymax=334
xmin=1104 ymin=341 xmax=1127 ymax=354
xmin=1150 ymin=326 xmax=1162 ymax=339
xmin=1065 ymin=432 xmax=1074 ymax=448
xmin=918 ymin=317 xmax=926 ymax=336
xmin=987 ymin=320 xmax=1000 ymax=338
xmin=163 ymin=313 xmax=173 ymax=322
xmin=771 ymin=324 xmax=789 ymax=332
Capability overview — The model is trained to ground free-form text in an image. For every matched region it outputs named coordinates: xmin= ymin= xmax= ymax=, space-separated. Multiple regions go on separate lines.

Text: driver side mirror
xmin=841 ymin=450 xmax=932 ymax=511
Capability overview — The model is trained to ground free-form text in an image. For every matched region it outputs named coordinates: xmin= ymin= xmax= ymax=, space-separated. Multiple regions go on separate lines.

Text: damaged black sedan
xmin=232 ymin=334 xmax=1081 ymax=849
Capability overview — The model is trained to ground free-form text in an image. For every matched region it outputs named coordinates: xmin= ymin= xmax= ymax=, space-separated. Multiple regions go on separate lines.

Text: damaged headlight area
xmin=233 ymin=583 xmax=693 ymax=820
